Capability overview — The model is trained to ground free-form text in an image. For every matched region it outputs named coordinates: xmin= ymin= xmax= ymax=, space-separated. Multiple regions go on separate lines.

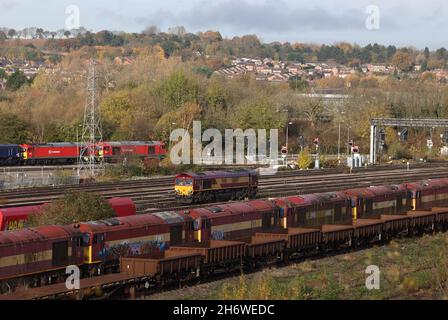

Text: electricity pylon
xmin=78 ymin=59 xmax=103 ymax=178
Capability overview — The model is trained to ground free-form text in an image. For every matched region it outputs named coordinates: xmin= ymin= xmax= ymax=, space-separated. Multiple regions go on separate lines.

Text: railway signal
xmin=281 ymin=146 xmax=288 ymax=158
xmin=313 ymin=138 xmax=320 ymax=169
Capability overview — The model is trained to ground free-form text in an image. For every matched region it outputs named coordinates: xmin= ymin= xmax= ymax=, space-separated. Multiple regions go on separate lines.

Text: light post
xmin=286 ymin=121 xmax=293 ymax=151
xmin=337 ymin=122 xmax=341 ymax=161
xmin=76 ymin=125 xmax=82 ymax=176
xmin=298 ymin=135 xmax=304 ymax=152
xmin=347 ymin=126 xmax=351 ymax=155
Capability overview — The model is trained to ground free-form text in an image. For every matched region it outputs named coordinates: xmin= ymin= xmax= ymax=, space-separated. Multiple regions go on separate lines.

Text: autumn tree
xmin=0 ymin=113 xmax=31 ymax=143
xmin=7 ymin=29 xmax=16 ymax=39
xmin=233 ymin=100 xmax=285 ymax=130
xmin=101 ymin=90 xmax=135 ymax=139
xmin=392 ymin=51 xmax=414 ymax=72
xmin=143 ymin=25 xmax=159 ymax=35
xmin=155 ymin=70 xmax=198 ymax=111
xmin=289 ymin=76 xmax=308 ymax=91
xmin=155 ymin=101 xmax=202 ymax=141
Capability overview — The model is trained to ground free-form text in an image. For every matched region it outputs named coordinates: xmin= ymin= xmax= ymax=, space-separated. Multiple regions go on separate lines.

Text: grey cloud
xmin=136 ymin=0 xmax=389 ymax=34
xmin=0 ymin=0 xmax=17 ymax=10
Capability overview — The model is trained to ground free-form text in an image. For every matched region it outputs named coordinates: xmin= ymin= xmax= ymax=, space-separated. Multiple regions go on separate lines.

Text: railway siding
xmin=2 ymin=167 xmax=448 ymax=211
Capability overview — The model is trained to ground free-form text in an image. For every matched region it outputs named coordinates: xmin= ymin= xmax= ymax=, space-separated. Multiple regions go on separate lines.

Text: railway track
xmin=0 ymin=164 xmax=447 ymax=211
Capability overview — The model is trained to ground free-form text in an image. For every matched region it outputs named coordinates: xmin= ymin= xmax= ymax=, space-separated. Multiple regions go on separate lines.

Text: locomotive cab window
xmin=82 ymin=233 xmax=91 ymax=246
xmin=176 ymin=178 xmax=193 ymax=186
xmin=148 ymin=146 xmax=155 ymax=154
xmin=74 ymin=236 xmax=82 ymax=247
xmin=397 ymin=195 xmax=403 ymax=210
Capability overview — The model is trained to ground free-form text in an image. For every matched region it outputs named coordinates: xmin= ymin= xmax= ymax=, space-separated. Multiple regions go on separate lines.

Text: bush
xmin=320 ymin=156 xmax=340 ymax=168
xmin=6 ymin=70 xmax=29 ymax=91
xmin=28 ymin=191 xmax=115 ymax=226
xmin=297 ymin=148 xmax=313 ymax=169
xmin=388 ymin=143 xmax=412 ymax=160
xmin=100 ymin=160 xmax=146 ymax=181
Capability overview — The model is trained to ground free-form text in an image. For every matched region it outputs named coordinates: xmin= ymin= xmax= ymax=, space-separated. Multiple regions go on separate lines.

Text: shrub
xmin=388 ymin=142 xmax=412 ymax=160
xmin=297 ymin=148 xmax=313 ymax=169
xmin=28 ymin=191 xmax=115 ymax=226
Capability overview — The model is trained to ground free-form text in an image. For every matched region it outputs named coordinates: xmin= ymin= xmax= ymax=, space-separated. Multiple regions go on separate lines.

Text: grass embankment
xmin=149 ymin=232 xmax=448 ymax=300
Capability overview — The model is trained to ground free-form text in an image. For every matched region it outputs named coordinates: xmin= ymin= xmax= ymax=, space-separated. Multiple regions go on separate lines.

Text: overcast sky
xmin=0 ymin=0 xmax=447 ymax=49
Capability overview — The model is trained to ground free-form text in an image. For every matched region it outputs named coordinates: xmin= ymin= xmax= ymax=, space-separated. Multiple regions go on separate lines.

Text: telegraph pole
xmin=79 ymin=59 xmax=104 ymax=178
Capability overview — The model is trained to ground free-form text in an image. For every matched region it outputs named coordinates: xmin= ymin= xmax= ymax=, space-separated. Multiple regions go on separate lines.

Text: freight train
xmin=0 ymin=141 xmax=167 ymax=166
xmin=174 ymin=170 xmax=259 ymax=204
xmin=1 ymin=178 xmax=448 ymax=294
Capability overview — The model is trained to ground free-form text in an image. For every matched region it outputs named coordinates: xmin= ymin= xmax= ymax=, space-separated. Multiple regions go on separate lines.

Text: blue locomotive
xmin=0 ymin=144 xmax=24 ymax=165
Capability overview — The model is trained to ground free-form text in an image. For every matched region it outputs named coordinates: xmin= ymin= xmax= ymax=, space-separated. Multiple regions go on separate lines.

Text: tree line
xmin=1 ymin=27 xmax=447 ymax=70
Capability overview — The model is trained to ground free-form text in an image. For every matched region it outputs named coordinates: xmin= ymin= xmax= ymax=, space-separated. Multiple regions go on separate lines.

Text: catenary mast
xmin=78 ymin=59 xmax=103 ymax=177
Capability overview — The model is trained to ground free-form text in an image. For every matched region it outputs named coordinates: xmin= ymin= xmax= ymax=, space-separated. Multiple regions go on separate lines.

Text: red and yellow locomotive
xmin=174 ymin=170 xmax=259 ymax=204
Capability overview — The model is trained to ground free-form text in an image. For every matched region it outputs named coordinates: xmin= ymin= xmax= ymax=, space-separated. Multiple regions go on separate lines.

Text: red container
xmin=107 ymin=197 xmax=136 ymax=217
xmin=0 ymin=205 xmax=43 ymax=231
